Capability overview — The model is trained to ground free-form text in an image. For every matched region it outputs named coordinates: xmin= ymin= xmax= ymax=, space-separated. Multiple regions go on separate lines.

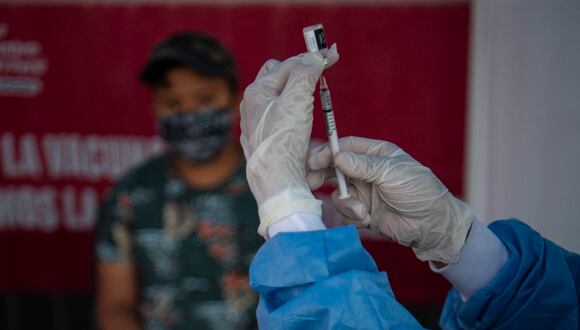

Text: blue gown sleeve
xmin=440 ymin=219 xmax=580 ymax=329
xmin=249 ymin=225 xmax=423 ymax=330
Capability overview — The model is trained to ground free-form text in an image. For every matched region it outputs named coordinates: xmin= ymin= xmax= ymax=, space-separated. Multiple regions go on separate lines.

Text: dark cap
xmin=139 ymin=31 xmax=238 ymax=93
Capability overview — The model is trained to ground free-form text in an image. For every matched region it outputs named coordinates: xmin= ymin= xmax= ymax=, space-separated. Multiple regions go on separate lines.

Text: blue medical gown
xmin=249 ymin=220 xmax=580 ymax=329
xmin=249 ymin=225 xmax=422 ymax=329
xmin=441 ymin=220 xmax=580 ymax=329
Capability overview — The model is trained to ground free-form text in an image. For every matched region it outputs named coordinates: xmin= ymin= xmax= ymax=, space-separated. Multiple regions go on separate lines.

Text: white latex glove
xmin=307 ymin=136 xmax=474 ymax=263
xmin=240 ymin=46 xmax=339 ymax=239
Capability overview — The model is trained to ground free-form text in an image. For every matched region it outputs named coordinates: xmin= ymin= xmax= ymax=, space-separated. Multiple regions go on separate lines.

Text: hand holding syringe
xmin=303 ymin=24 xmax=350 ymax=199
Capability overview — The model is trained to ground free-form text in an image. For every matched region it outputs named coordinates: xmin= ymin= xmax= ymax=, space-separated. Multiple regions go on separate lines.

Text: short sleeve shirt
xmin=95 ymin=154 xmax=262 ymax=330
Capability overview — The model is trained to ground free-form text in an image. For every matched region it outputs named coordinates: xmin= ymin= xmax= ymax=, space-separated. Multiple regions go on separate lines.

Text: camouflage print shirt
xmin=96 ymin=154 xmax=262 ymax=330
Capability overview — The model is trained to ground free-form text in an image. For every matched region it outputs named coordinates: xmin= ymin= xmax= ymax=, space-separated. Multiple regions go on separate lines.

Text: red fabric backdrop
xmin=0 ymin=3 xmax=469 ymax=305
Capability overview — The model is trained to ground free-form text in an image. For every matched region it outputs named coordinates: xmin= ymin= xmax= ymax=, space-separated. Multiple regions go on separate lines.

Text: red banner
xmin=0 ymin=3 xmax=468 ymax=303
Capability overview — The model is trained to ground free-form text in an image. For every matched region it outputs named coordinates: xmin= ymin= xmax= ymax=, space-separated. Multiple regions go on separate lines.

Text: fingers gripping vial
xmin=303 ymin=23 xmax=328 ymax=65
xmin=303 ymin=23 xmax=350 ymax=199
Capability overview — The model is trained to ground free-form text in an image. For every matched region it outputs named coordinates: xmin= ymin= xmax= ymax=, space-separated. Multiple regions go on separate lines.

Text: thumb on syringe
xmin=334 ymin=151 xmax=383 ymax=184
xmin=319 ymin=43 xmax=339 ymax=69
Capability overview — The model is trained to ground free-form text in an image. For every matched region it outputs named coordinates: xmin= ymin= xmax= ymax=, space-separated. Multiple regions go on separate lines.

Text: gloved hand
xmin=240 ymin=46 xmax=339 ymax=239
xmin=307 ymin=136 xmax=474 ymax=263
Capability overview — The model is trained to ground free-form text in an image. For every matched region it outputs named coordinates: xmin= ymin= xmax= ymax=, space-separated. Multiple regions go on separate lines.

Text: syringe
xmin=303 ymin=23 xmax=350 ymax=199
xmin=319 ymin=76 xmax=350 ymax=199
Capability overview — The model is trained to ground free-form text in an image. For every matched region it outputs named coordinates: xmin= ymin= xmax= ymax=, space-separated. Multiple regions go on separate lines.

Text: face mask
xmin=158 ymin=107 xmax=232 ymax=164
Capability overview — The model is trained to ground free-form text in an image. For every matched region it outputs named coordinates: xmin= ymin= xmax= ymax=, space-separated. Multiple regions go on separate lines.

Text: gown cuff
xmin=267 ymin=213 xmax=326 ymax=239
xmin=430 ymin=218 xmax=509 ymax=300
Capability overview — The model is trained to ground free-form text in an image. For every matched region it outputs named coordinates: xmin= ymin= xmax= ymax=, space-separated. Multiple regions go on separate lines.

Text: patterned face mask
xmin=158 ymin=107 xmax=232 ymax=164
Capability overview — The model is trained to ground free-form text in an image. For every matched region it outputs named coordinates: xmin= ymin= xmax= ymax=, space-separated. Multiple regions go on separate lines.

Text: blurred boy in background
xmin=95 ymin=31 xmax=261 ymax=330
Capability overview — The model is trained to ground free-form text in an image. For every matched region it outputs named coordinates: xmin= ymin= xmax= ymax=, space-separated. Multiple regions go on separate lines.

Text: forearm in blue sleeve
xmin=440 ymin=219 xmax=580 ymax=329
xmin=250 ymin=225 xmax=423 ymax=329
